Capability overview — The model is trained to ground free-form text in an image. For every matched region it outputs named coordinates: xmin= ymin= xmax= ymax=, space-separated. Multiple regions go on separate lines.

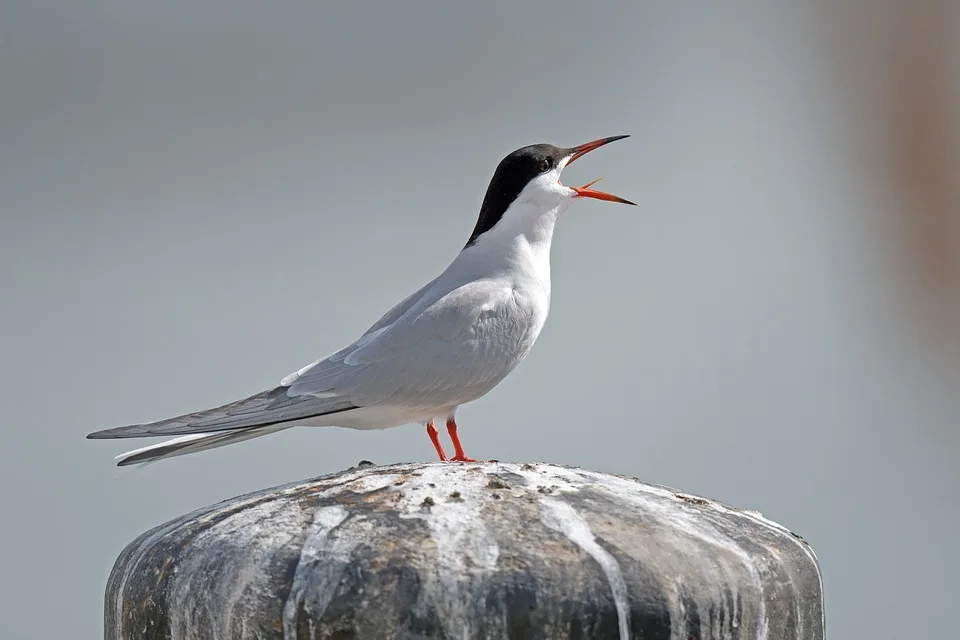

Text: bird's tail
xmin=114 ymin=425 xmax=291 ymax=467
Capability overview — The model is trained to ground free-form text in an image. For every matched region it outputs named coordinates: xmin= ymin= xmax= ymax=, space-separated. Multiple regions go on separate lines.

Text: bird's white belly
xmin=299 ymin=405 xmax=434 ymax=430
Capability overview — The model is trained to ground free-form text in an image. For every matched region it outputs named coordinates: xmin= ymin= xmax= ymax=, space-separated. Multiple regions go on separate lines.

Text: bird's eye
xmin=540 ymin=157 xmax=553 ymax=172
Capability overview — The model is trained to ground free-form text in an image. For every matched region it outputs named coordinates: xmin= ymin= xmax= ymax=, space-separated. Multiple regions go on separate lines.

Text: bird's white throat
xmin=456 ymin=197 xmax=568 ymax=291
xmin=457 ymin=162 xmax=573 ymax=279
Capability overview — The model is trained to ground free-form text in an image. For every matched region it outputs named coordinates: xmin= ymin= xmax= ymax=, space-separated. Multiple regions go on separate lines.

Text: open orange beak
xmin=565 ymin=135 xmax=635 ymax=205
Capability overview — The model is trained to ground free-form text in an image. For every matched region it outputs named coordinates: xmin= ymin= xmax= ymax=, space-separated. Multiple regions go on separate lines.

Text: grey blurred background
xmin=2 ymin=1 xmax=958 ymax=638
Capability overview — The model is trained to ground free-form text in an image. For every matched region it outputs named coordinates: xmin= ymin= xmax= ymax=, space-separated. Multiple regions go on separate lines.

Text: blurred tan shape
xmin=888 ymin=0 xmax=960 ymax=346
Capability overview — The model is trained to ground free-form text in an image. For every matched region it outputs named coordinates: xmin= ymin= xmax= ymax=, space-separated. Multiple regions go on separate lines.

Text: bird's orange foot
xmin=445 ymin=418 xmax=478 ymax=463
xmin=426 ymin=421 xmax=448 ymax=462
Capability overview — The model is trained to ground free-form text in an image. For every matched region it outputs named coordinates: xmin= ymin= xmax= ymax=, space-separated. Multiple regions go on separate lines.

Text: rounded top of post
xmin=105 ymin=462 xmax=823 ymax=639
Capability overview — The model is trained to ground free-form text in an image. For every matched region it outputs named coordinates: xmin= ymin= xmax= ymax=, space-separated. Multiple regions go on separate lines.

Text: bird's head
xmin=505 ymin=135 xmax=635 ymax=207
xmin=466 ymin=136 xmax=634 ymax=247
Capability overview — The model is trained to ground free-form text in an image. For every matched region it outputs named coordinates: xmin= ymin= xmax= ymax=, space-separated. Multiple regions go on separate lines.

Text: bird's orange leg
xmin=446 ymin=417 xmax=478 ymax=462
xmin=426 ymin=420 xmax=448 ymax=461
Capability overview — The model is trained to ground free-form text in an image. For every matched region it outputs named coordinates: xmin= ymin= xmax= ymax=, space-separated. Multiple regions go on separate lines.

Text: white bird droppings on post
xmin=540 ymin=497 xmax=631 ymax=640
xmin=574 ymin=469 xmax=770 ymax=640
xmin=281 ymin=505 xmax=352 ymax=640
xmin=396 ymin=464 xmax=500 ymax=639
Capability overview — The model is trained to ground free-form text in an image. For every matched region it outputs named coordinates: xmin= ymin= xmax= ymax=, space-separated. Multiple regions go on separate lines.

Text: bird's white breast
xmin=436 ymin=197 xmax=567 ymax=381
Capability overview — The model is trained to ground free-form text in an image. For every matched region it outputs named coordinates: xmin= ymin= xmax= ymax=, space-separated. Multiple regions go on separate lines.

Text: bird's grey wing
xmin=285 ymin=280 xmax=526 ymax=409
xmin=279 ymin=273 xmax=441 ymax=387
xmin=85 ymin=386 xmax=356 ymax=439
xmin=89 ymin=275 xmax=444 ymax=440
xmin=361 ymin=274 xmax=443 ymax=336
xmin=89 ymin=278 xmax=523 ymax=439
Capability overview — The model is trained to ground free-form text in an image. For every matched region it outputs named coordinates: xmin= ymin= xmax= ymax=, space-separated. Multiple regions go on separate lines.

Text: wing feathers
xmin=115 ymin=425 xmax=290 ymax=466
xmin=86 ymin=387 xmax=356 ymax=439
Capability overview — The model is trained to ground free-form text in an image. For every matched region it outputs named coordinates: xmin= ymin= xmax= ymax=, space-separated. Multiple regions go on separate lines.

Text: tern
xmin=88 ymin=135 xmax=634 ymax=465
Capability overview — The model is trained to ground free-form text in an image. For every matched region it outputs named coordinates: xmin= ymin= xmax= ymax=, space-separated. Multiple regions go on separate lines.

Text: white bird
xmin=88 ymin=136 xmax=634 ymax=465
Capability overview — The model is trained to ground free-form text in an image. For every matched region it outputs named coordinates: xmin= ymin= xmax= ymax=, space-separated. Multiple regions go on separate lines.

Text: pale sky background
xmin=1 ymin=2 xmax=958 ymax=638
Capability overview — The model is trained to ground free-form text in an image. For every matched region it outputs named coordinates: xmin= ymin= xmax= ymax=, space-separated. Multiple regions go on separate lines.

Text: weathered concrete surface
xmin=104 ymin=462 xmax=823 ymax=639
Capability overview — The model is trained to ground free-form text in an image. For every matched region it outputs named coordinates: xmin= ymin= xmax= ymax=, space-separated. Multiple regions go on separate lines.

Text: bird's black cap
xmin=464 ymin=135 xmax=631 ymax=248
